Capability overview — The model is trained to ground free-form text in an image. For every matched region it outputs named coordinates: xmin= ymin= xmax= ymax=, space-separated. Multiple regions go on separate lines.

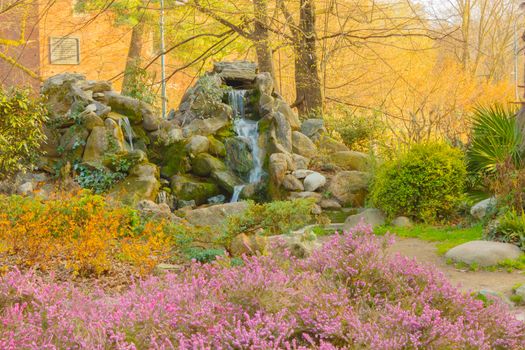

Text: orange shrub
xmin=0 ymin=192 xmax=173 ymax=276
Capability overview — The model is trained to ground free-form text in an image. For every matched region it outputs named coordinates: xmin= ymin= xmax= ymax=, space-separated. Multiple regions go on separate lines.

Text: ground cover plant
xmin=0 ymin=223 xmax=523 ymax=349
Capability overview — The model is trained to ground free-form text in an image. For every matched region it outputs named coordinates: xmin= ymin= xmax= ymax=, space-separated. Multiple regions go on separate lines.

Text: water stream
xmin=228 ymin=90 xmax=264 ymax=202
xmin=119 ymin=117 xmax=134 ymax=151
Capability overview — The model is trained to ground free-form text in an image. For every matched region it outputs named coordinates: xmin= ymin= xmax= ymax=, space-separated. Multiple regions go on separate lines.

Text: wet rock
xmin=211 ymin=169 xmax=244 ymax=194
xmin=225 ymin=137 xmax=253 ymax=176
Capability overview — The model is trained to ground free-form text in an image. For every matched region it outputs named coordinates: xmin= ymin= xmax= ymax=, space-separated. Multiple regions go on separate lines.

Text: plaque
xmin=49 ymin=37 xmax=80 ymax=65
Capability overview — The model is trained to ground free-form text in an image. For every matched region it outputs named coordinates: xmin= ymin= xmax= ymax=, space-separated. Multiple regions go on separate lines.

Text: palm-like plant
xmin=467 ymin=105 xmax=522 ymax=174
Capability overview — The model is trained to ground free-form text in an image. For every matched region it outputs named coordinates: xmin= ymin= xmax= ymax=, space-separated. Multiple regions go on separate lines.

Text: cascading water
xmin=119 ymin=117 xmax=134 ymax=151
xmin=228 ymin=90 xmax=264 ymax=202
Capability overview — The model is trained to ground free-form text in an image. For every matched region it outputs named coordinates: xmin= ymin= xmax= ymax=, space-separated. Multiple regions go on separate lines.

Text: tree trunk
xmin=122 ymin=20 xmax=146 ymax=94
xmin=294 ymin=0 xmax=323 ymax=115
xmin=253 ymin=0 xmax=275 ymax=78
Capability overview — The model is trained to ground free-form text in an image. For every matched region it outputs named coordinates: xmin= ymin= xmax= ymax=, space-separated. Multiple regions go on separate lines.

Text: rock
xmin=292 ymin=154 xmax=310 ymax=170
xmin=170 ymin=175 xmax=220 ymax=206
xmin=208 ymin=194 xmax=226 ymax=205
xmin=445 ymin=241 xmax=523 ymax=267
xmin=304 ymin=172 xmax=326 ymax=192
xmin=191 ymin=153 xmax=226 ymax=177
xmin=319 ymin=135 xmax=350 ymax=153
xmin=392 ymin=216 xmax=413 ymax=228
xmin=213 ymin=61 xmax=257 ymax=86
xmin=83 ymin=126 xmax=108 ymax=162
xmin=211 ymin=169 xmax=244 ymax=194
xmin=156 ymin=263 xmax=183 ymax=272
xmin=81 ymin=111 xmax=104 ymax=130
xmin=272 ymin=112 xmax=292 ymax=153
xmin=301 ymin=118 xmax=325 ymax=139
xmin=184 ymin=201 xmax=249 ymax=227
xmin=104 ymin=118 xmax=126 ymax=152
xmin=282 ymin=174 xmax=304 ymax=191
xmin=330 ymin=151 xmax=370 ymax=171
xmin=269 ymin=231 xmax=321 ymax=258
xmin=108 ymin=163 xmax=160 ymax=205
xmin=182 ymin=113 xmax=231 ymax=137
xmin=276 ymin=100 xmax=301 ymax=130
xmin=515 ymin=284 xmax=525 ymax=299
xmin=293 ymin=169 xmax=315 ymax=179
xmin=136 ymin=200 xmax=180 ymax=222
xmin=58 ymin=126 xmax=89 ymax=159
xmin=255 ymin=72 xmax=274 ymax=95
xmin=312 ymin=204 xmax=323 ymax=215
xmin=208 ymin=136 xmax=226 ymax=157
xmin=320 ymin=199 xmax=342 ymax=210
xmin=258 ymin=93 xmax=275 ymax=117
xmin=230 ymin=233 xmax=268 ymax=256
xmin=17 ymin=182 xmax=33 ymax=196
xmin=269 ymin=153 xmax=291 ymax=185
xmin=471 ymin=197 xmax=497 ymax=220
xmin=178 ymin=200 xmax=196 ymax=209
xmin=292 ymin=131 xmax=318 ymax=158
xmin=225 ymin=137 xmax=254 ymax=176
xmin=328 ymin=171 xmax=370 ymax=207
xmin=103 ymin=91 xmax=157 ymax=128
xmin=40 ymin=125 xmax=61 ymax=157
xmin=186 ymin=135 xmax=210 ymax=155
xmin=42 ymin=73 xmax=88 ymax=119
xmin=289 ymin=191 xmax=322 ymax=202
xmin=343 ymin=208 xmax=386 ymax=231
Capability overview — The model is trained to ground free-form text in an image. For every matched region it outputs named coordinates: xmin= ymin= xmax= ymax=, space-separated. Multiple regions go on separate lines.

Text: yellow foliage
xmin=0 ymin=192 xmax=173 ymax=277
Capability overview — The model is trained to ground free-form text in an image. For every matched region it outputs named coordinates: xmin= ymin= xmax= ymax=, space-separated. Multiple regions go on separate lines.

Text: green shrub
xmin=485 ymin=210 xmax=525 ymax=250
xmin=370 ymin=143 xmax=467 ymax=223
xmin=0 ymin=88 xmax=48 ymax=178
xmin=73 ymin=163 xmax=126 ymax=194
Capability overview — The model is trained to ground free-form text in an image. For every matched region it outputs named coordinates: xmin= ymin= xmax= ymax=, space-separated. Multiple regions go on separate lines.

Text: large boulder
xmin=319 ymin=135 xmax=349 ymax=153
xmin=330 ymin=151 xmax=370 ymax=171
xmin=108 ymin=163 xmax=160 ymax=205
xmin=328 ymin=171 xmax=370 ymax=207
xmin=303 ymin=172 xmax=326 ymax=192
xmin=300 ymin=118 xmax=325 ymax=140
xmin=104 ymin=91 xmax=159 ymax=130
xmin=269 ymin=232 xmax=322 ymax=258
xmin=182 ymin=112 xmax=231 ymax=137
xmin=470 ymin=197 xmax=497 ymax=220
xmin=58 ymin=126 xmax=89 ymax=159
xmin=186 ymin=135 xmax=210 ymax=156
xmin=170 ymin=175 xmax=221 ymax=206
xmin=445 ymin=241 xmax=523 ymax=267
xmin=184 ymin=201 xmax=249 ymax=227
xmin=343 ymin=208 xmax=386 ymax=231
xmin=292 ymin=131 xmax=317 ymax=158
xmin=254 ymin=72 xmax=274 ymax=95
xmin=42 ymin=73 xmax=89 ymax=119
xmin=208 ymin=136 xmax=226 ymax=157
xmin=213 ymin=61 xmax=257 ymax=86
xmin=276 ymin=100 xmax=301 ymax=130
xmin=83 ymin=126 xmax=108 ymax=162
xmin=191 ymin=153 xmax=226 ymax=176
xmin=230 ymin=233 xmax=268 ymax=256
xmin=271 ymin=112 xmax=292 ymax=153
xmin=211 ymin=169 xmax=244 ymax=194
xmin=282 ymin=174 xmax=304 ymax=192
xmin=136 ymin=200 xmax=180 ymax=222
xmin=225 ymin=137 xmax=254 ymax=177
xmin=269 ymin=153 xmax=292 ymax=185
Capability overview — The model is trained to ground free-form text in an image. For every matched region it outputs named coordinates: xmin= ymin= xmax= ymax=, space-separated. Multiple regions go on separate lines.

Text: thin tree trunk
xmin=253 ymin=0 xmax=275 ymax=78
xmin=294 ymin=0 xmax=323 ymax=115
xmin=122 ymin=20 xmax=146 ymax=94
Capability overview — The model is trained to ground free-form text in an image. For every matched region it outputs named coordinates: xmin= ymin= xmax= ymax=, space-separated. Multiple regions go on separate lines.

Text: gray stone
xmin=328 ymin=171 xmax=370 ymax=207
xmin=292 ymin=169 xmax=315 ymax=179
xmin=211 ymin=169 xmax=244 ymax=194
xmin=17 ymin=182 xmax=33 ymax=196
xmin=208 ymin=194 xmax=226 ymax=205
xmin=289 ymin=191 xmax=322 ymax=202
xmin=291 ymin=154 xmax=310 ymax=170
xmin=304 ymin=172 xmax=326 ymax=192
xmin=104 ymin=91 xmax=156 ymax=127
xmin=213 ymin=61 xmax=258 ymax=85
xmin=282 ymin=174 xmax=304 ymax=192
xmin=83 ymin=127 xmax=108 ymax=162
xmin=186 ymin=135 xmax=210 ymax=155
xmin=184 ymin=201 xmax=249 ymax=227
xmin=108 ymin=163 xmax=160 ymax=206
xmin=343 ymin=208 xmax=386 ymax=232
xmin=392 ymin=216 xmax=413 ymax=228
xmin=170 ymin=175 xmax=220 ymax=206
xmin=301 ymin=118 xmax=325 ymax=139
xmin=255 ymin=72 xmax=274 ymax=95
xmin=230 ymin=233 xmax=268 ymax=256
xmin=191 ymin=153 xmax=226 ymax=177
xmin=272 ymin=112 xmax=292 ymax=153
xmin=470 ymin=197 xmax=497 ymax=220
xmin=269 ymin=153 xmax=292 ymax=185
xmin=515 ymin=284 xmax=525 ymax=299
xmin=182 ymin=113 xmax=231 ymax=137
xmin=276 ymin=100 xmax=301 ymax=130
xmin=268 ymin=231 xmax=322 ymax=258
xmin=320 ymin=199 xmax=342 ymax=210
xmin=319 ymin=135 xmax=349 ymax=153
xmin=136 ymin=200 xmax=180 ymax=222
xmin=445 ymin=241 xmax=523 ymax=267
xmin=225 ymin=137 xmax=254 ymax=176
xmin=292 ymin=131 xmax=318 ymax=158
xmin=330 ymin=151 xmax=370 ymax=171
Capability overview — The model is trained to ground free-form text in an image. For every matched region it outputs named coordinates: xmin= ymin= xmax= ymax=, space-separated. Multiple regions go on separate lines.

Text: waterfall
xmin=228 ymin=90 xmax=264 ymax=203
xmin=119 ymin=117 xmax=134 ymax=151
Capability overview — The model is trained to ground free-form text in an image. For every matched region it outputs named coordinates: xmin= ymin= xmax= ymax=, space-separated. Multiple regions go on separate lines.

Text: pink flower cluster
xmin=0 ymin=224 xmax=523 ymax=349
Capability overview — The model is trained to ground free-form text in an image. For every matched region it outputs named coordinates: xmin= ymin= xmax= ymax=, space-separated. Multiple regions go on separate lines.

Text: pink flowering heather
xmin=0 ymin=223 xmax=524 ymax=349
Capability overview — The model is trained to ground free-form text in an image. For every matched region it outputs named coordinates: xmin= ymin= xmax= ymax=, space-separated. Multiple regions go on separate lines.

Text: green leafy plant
xmin=371 ymin=143 xmax=467 ymax=223
xmin=74 ymin=164 xmax=126 ymax=194
xmin=0 ymin=88 xmax=48 ymax=178
xmin=485 ymin=210 xmax=525 ymax=250
xmin=467 ymin=104 xmax=522 ymax=174
xmin=121 ymin=66 xmax=159 ymax=107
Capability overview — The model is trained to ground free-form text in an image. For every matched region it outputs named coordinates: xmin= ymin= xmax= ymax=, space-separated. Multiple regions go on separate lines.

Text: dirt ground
xmin=387 ymin=237 xmax=525 ymax=321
